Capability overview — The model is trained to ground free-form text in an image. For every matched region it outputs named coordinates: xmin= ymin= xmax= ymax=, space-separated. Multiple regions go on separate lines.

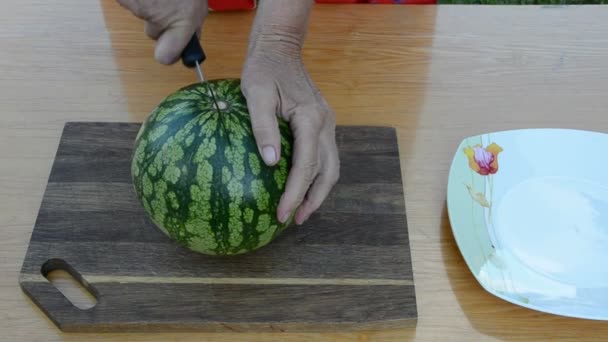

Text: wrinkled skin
xmin=117 ymin=0 xmax=339 ymax=225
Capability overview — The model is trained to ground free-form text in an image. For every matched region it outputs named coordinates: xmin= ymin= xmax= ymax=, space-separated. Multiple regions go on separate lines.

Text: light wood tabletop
xmin=3 ymin=0 xmax=608 ymax=340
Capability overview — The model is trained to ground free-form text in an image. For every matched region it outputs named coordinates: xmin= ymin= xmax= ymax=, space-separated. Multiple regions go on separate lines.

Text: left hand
xmin=241 ymin=43 xmax=340 ymax=226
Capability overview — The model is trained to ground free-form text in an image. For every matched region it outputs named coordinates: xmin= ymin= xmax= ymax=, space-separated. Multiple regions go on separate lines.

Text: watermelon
xmin=131 ymin=78 xmax=293 ymax=256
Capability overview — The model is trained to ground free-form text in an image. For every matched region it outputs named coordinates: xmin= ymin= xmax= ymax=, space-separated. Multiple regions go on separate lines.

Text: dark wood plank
xmin=48 ymin=123 xmax=402 ymax=185
xmin=31 ymin=210 xmax=167 ymax=243
xmin=57 ymin=123 xmax=397 ymax=158
xmin=321 ymin=183 xmax=405 ymax=214
xmin=20 ymin=281 xmax=416 ymax=332
xmin=335 ymin=126 xmax=399 ymax=156
xmin=47 ymin=152 xmax=402 ymax=184
xmin=54 ymin=123 xmax=397 ymax=162
xmin=21 ymin=241 xmax=413 ymax=280
xmin=32 ymin=210 xmax=408 ymax=246
xmin=19 ymin=122 xmax=415 ymax=332
xmin=38 ymin=182 xmax=405 ymax=214
xmin=56 ymin=122 xmax=138 ymax=159
xmin=48 ymin=157 xmax=131 ymax=183
xmin=39 ymin=182 xmax=140 ymax=212
xmin=336 ymin=154 xmax=402 ymax=184
xmin=277 ymin=212 xmax=409 ymax=246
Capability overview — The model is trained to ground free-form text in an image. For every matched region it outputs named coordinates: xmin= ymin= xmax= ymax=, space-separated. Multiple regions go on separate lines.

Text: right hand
xmin=116 ymin=0 xmax=208 ymax=65
xmin=242 ymin=41 xmax=340 ymax=226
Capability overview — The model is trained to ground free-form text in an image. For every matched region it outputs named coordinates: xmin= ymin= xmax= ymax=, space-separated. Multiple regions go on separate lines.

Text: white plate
xmin=447 ymin=128 xmax=608 ymax=320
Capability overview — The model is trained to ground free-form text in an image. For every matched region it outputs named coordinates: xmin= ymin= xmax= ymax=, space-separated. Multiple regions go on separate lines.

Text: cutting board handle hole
xmin=41 ymin=259 xmax=97 ymax=310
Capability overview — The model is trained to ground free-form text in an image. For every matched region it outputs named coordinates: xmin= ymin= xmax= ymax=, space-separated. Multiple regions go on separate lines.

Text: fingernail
xmin=303 ymin=212 xmax=312 ymax=223
xmin=262 ymin=146 xmax=276 ymax=165
xmin=280 ymin=211 xmax=290 ymax=224
xmin=298 ymin=212 xmax=311 ymax=225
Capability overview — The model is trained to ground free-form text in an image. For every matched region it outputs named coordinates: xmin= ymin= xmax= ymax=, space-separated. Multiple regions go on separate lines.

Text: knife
xmin=181 ymin=33 xmax=221 ymax=110
xmin=181 ymin=33 xmax=206 ymax=83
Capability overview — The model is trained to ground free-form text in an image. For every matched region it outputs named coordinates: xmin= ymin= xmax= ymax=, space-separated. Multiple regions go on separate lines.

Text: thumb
xmin=243 ymin=85 xmax=281 ymax=166
xmin=155 ymin=23 xmax=196 ymax=65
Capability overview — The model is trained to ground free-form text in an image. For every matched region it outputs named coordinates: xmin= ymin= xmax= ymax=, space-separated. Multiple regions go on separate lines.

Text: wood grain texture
xmin=21 ymin=282 xmax=415 ymax=332
xmin=5 ymin=0 xmax=608 ymax=340
xmin=21 ymin=242 xmax=412 ymax=280
xmin=19 ymin=122 xmax=416 ymax=332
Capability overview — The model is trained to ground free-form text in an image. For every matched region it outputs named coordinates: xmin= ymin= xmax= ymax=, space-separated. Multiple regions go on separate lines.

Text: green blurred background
xmin=439 ymin=0 xmax=607 ymax=3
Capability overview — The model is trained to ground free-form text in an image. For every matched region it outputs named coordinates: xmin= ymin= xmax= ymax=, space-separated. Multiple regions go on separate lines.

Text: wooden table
xmin=3 ymin=1 xmax=608 ymax=340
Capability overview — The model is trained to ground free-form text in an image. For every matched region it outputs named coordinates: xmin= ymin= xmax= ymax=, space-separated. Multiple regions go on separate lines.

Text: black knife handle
xmin=181 ymin=33 xmax=206 ymax=68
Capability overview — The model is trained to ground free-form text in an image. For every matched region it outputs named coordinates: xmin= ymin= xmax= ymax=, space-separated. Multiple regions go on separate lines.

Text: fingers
xmin=277 ymin=113 xmax=322 ymax=224
xmin=154 ymin=23 xmax=196 ymax=65
xmin=294 ymin=132 xmax=339 ymax=224
xmin=116 ymin=0 xmax=143 ymax=17
xmin=116 ymin=0 xmax=208 ymax=65
xmin=242 ymin=83 xmax=281 ymax=166
xmin=144 ymin=21 xmax=162 ymax=40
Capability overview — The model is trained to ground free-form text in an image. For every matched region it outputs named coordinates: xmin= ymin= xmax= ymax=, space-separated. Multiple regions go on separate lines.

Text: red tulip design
xmin=463 ymin=143 xmax=503 ymax=175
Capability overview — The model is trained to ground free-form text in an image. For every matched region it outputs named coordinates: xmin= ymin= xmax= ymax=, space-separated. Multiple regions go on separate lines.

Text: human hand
xmin=241 ymin=43 xmax=340 ymax=226
xmin=116 ymin=0 xmax=208 ymax=64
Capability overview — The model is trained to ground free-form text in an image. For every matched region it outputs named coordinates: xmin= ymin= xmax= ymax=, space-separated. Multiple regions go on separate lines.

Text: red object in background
xmin=208 ymin=0 xmax=256 ymax=11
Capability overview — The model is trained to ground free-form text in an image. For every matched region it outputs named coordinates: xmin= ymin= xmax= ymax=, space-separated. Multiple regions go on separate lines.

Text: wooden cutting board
xmin=19 ymin=122 xmax=416 ymax=332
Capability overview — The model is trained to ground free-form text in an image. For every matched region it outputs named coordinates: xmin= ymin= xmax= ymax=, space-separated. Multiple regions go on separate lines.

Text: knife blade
xmin=181 ymin=33 xmax=221 ymax=110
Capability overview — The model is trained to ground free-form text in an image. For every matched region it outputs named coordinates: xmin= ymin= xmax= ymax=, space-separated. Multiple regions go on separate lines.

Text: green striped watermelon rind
xmin=131 ymin=78 xmax=294 ymax=256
